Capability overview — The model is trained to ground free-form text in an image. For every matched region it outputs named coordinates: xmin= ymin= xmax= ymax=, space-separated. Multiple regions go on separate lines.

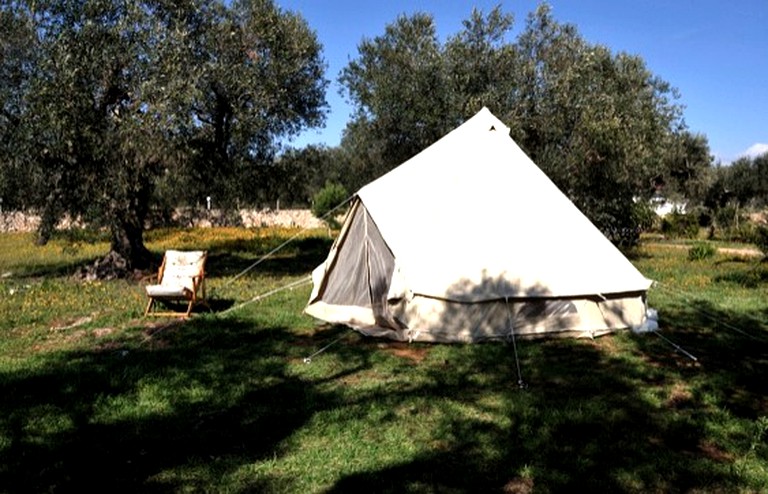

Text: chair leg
xmin=144 ymin=298 xmax=155 ymax=316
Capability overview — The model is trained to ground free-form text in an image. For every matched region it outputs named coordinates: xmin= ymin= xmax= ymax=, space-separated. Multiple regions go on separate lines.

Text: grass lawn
xmin=1 ymin=229 xmax=766 ymax=493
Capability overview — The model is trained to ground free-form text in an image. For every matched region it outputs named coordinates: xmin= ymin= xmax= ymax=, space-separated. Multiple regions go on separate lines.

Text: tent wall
xmin=383 ymin=292 xmax=647 ymax=342
xmin=306 ymin=199 xmax=649 ymax=343
xmin=305 ymin=108 xmax=653 ymax=343
xmin=309 ymin=289 xmax=646 ymax=343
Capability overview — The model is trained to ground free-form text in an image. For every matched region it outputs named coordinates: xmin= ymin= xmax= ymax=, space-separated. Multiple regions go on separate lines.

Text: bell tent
xmin=305 ymin=108 xmax=653 ymax=342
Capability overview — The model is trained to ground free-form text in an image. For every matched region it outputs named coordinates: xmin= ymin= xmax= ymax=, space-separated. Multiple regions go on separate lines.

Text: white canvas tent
xmin=305 ymin=108 xmax=653 ymax=342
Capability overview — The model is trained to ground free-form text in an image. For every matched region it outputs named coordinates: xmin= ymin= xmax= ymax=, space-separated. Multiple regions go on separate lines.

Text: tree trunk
xmin=74 ymin=215 xmax=152 ymax=281
xmin=108 ymin=170 xmax=155 ymax=273
xmin=74 ymin=195 xmax=153 ymax=281
xmin=110 ymin=215 xmax=152 ymax=271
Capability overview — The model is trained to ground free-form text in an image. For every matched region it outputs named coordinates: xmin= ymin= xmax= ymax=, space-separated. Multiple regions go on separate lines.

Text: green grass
xmin=1 ymin=230 xmax=767 ymax=492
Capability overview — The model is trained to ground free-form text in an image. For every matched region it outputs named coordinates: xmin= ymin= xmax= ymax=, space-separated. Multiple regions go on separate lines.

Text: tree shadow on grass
xmin=713 ymin=265 xmax=768 ymax=288
xmin=11 ymin=251 xmax=167 ymax=280
xmin=10 ymin=235 xmax=332 ymax=280
xmin=143 ymin=297 xmax=236 ymax=315
xmin=639 ymin=298 xmax=768 ymax=418
xmin=2 ymin=275 xmax=765 ymax=491
xmin=325 ymin=335 xmax=748 ymax=492
xmin=320 ymin=276 xmax=764 ymax=492
xmin=0 ymin=317 xmax=359 ymax=493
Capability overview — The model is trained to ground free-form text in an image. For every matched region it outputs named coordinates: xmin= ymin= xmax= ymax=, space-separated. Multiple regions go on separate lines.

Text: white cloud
xmin=743 ymin=143 xmax=768 ymax=159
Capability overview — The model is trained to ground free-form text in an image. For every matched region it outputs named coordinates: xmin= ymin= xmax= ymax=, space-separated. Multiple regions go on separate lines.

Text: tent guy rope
xmin=652 ymin=330 xmax=698 ymax=362
xmin=219 ymin=275 xmax=313 ymax=316
xmin=652 ymin=281 xmax=768 ymax=342
xmin=302 ymin=330 xmax=354 ymax=364
xmin=208 ymin=194 xmax=355 ymax=299
xmin=505 ymin=297 xmax=527 ymax=389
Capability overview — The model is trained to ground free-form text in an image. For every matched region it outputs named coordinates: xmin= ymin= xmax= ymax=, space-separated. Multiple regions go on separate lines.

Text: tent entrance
xmin=307 ymin=200 xmax=404 ymax=333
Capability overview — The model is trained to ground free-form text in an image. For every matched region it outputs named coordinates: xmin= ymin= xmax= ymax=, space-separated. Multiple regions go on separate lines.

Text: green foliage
xmin=442 ymin=7 xmax=518 ymax=128
xmin=311 ymin=182 xmax=348 ymax=227
xmin=720 ymin=221 xmax=757 ymax=244
xmin=338 ymin=4 xmax=694 ymax=247
xmin=633 ymin=200 xmax=658 ymax=233
xmin=661 ymin=132 xmax=714 ymax=204
xmin=706 ymin=153 xmax=768 ymax=212
xmin=687 ymin=205 xmax=713 ymax=228
xmin=687 ymin=242 xmax=716 ymax=261
xmin=0 ymin=0 xmax=327 ymax=267
xmin=339 ymin=12 xmax=452 ymax=174
xmin=661 ymin=211 xmax=700 ymax=239
xmin=713 ymin=203 xmax=740 ymax=230
xmin=752 ymin=225 xmax=768 ymax=259
xmin=0 ymin=6 xmax=37 ymax=210
xmin=602 ymin=199 xmax=657 ymax=246
xmin=275 ymin=145 xmax=351 ymax=207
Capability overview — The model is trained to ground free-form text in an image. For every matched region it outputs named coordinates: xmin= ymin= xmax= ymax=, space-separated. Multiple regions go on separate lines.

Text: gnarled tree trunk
xmin=110 ymin=215 xmax=152 ymax=271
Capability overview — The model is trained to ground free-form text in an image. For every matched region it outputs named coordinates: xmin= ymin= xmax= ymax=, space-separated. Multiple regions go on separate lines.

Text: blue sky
xmin=277 ymin=0 xmax=767 ymax=164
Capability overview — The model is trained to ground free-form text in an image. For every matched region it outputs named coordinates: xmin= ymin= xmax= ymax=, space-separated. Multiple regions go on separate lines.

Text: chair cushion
xmin=146 ymin=284 xmax=192 ymax=299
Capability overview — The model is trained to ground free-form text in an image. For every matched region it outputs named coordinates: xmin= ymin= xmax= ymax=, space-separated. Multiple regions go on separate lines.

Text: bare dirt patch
xmin=49 ymin=316 xmax=94 ymax=331
xmin=648 ymin=242 xmax=762 ymax=258
xmin=666 ymin=382 xmax=694 ymax=409
xmin=698 ymin=440 xmax=734 ymax=463
xmin=503 ymin=477 xmax=534 ymax=494
xmin=717 ymin=246 xmax=762 ymax=258
xmin=378 ymin=342 xmax=430 ymax=363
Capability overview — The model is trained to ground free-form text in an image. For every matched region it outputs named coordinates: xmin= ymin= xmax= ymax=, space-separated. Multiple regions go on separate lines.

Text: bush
xmin=753 ymin=225 xmax=768 ymax=259
xmin=312 ymin=182 xmax=348 ymax=228
xmin=661 ymin=211 xmax=699 ymax=239
xmin=721 ymin=222 xmax=757 ymax=243
xmin=688 ymin=242 xmax=716 ymax=261
xmin=689 ymin=205 xmax=713 ymax=228
xmin=632 ymin=200 xmax=657 ymax=233
xmin=714 ymin=204 xmax=740 ymax=229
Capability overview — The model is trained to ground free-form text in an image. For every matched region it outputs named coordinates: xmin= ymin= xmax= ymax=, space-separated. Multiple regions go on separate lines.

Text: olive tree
xmin=339 ymin=13 xmax=450 ymax=176
xmin=0 ymin=3 xmax=39 ymax=211
xmin=0 ymin=0 xmax=327 ymax=271
xmin=510 ymin=5 xmax=686 ymax=245
xmin=338 ymin=4 xmax=696 ymax=246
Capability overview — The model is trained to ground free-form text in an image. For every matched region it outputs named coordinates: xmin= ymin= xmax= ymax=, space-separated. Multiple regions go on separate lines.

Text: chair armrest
xmin=143 ymin=270 xmax=162 ymax=283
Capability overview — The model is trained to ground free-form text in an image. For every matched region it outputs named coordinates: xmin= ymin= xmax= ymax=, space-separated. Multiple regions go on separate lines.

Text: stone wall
xmin=0 ymin=211 xmax=41 ymax=233
xmin=188 ymin=208 xmax=325 ymax=229
xmin=0 ymin=209 xmax=325 ymax=233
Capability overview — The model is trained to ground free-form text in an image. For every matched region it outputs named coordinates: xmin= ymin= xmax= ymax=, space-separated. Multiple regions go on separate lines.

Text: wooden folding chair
xmin=144 ymin=250 xmax=208 ymax=317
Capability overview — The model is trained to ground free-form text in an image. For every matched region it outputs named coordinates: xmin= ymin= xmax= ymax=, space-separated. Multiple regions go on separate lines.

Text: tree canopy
xmin=0 ymin=0 xmax=327 ymax=270
xmin=2 ymin=1 xmax=731 ymax=262
xmin=707 ymin=152 xmax=768 ymax=210
xmin=337 ymin=4 xmax=709 ymax=245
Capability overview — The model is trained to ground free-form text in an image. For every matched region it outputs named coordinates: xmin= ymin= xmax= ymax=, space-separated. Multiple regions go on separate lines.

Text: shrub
xmin=721 ymin=222 xmax=757 ymax=243
xmin=661 ymin=211 xmax=699 ymax=239
xmin=689 ymin=205 xmax=713 ymax=228
xmin=312 ymin=182 xmax=348 ymax=228
xmin=714 ymin=204 xmax=740 ymax=229
xmin=688 ymin=242 xmax=716 ymax=261
xmin=753 ymin=225 xmax=768 ymax=259
xmin=633 ymin=200 xmax=657 ymax=233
